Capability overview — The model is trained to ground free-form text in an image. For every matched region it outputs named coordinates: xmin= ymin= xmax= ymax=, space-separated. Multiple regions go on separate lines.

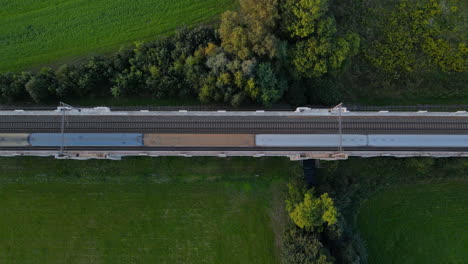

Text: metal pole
xmin=338 ymin=103 xmax=343 ymax=152
xmin=59 ymin=103 xmax=66 ymax=156
xmin=58 ymin=102 xmax=76 ymax=156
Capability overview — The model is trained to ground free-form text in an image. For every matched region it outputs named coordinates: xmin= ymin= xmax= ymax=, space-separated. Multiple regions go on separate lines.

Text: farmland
xmin=357 ymin=183 xmax=468 ymax=264
xmin=0 ymin=0 xmax=235 ymax=72
xmin=0 ymin=157 xmax=298 ymax=263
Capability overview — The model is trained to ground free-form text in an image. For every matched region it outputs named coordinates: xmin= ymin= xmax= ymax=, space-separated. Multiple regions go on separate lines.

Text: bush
xmin=0 ymin=72 xmax=31 ymax=103
xmin=282 ymin=226 xmax=332 ymax=264
xmin=25 ymin=68 xmax=57 ymax=103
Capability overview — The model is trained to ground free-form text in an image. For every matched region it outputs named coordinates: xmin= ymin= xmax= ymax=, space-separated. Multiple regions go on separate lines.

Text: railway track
xmin=2 ymin=146 xmax=467 ymax=152
xmin=1 ymin=116 xmax=467 ymax=134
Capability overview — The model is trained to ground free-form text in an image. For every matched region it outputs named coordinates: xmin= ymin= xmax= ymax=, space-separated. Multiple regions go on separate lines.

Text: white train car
xmin=255 ymin=134 xmax=367 ymax=147
xmin=0 ymin=134 xmax=30 ymax=147
xmin=256 ymin=134 xmax=468 ymax=148
xmin=368 ymin=135 xmax=468 ymax=147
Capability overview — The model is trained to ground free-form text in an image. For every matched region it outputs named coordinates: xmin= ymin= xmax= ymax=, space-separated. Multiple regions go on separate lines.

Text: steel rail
xmin=2 ymin=146 xmax=468 ymax=152
xmin=1 ymin=116 xmax=467 ymax=134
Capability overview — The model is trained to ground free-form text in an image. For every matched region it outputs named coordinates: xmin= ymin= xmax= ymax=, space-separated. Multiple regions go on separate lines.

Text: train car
xmin=255 ymin=134 xmax=368 ymax=147
xmin=0 ymin=133 xmax=30 ymax=147
xmin=369 ymin=135 xmax=468 ymax=147
xmin=144 ymin=134 xmax=255 ymax=147
xmin=29 ymin=133 xmax=144 ymax=147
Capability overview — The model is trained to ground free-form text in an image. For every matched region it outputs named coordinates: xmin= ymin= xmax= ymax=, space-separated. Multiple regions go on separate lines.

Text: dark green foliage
xmin=330 ymin=0 xmax=467 ymax=104
xmin=282 ymin=177 xmax=348 ymax=263
xmin=219 ymin=0 xmax=280 ymax=60
xmin=173 ymin=25 xmax=219 ymax=60
xmin=25 ymin=68 xmax=57 ymax=103
xmin=111 ymin=67 xmax=144 ymax=97
xmin=0 ymin=72 xmax=31 ymax=103
xmin=280 ymin=0 xmax=360 ymax=79
xmin=282 ymin=226 xmax=332 ymax=264
xmin=368 ymin=0 xmax=467 ymax=74
xmin=256 ymin=63 xmax=287 ymax=106
xmin=55 ymin=64 xmax=80 ymax=99
xmin=77 ymin=56 xmax=114 ymax=97
xmin=0 ymin=73 xmax=15 ymax=102
xmin=2 ymin=0 xmax=463 ymax=106
xmin=315 ymin=157 xmax=468 ymax=264
xmin=286 ymin=81 xmax=308 ymax=106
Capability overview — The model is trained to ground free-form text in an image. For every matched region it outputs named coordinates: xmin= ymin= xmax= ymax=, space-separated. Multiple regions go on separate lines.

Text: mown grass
xmin=357 ymin=183 xmax=468 ymax=264
xmin=0 ymin=0 xmax=235 ymax=72
xmin=0 ymin=157 xmax=299 ymax=263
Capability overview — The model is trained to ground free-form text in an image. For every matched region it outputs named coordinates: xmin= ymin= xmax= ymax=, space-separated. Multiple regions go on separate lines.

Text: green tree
xmin=25 ymin=68 xmax=57 ymax=103
xmin=368 ymin=0 xmax=467 ymax=74
xmin=255 ymin=63 xmax=287 ymax=106
xmin=280 ymin=0 xmax=359 ymax=78
xmin=286 ymin=181 xmax=338 ymax=231
xmin=77 ymin=56 xmax=113 ymax=97
xmin=111 ymin=67 xmax=144 ymax=97
xmin=219 ymin=11 xmax=251 ymax=60
xmin=55 ymin=64 xmax=80 ymax=99
xmin=0 ymin=72 xmax=31 ymax=102
xmin=289 ymin=192 xmax=338 ymax=230
xmin=282 ymin=227 xmax=333 ymax=264
xmin=0 ymin=73 xmax=14 ymax=102
xmin=219 ymin=0 xmax=280 ymax=59
xmin=281 ymin=0 xmax=329 ymax=38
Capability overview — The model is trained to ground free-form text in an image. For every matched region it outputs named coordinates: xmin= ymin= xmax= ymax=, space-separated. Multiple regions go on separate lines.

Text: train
xmin=1 ymin=133 xmax=468 ymax=148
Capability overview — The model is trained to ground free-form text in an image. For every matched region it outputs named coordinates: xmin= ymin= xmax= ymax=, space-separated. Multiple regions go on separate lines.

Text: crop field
xmin=358 ymin=183 xmax=468 ymax=264
xmin=0 ymin=0 xmax=235 ymax=72
xmin=0 ymin=157 xmax=298 ymax=263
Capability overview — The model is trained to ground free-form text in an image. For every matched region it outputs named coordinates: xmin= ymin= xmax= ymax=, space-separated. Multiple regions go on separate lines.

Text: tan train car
xmin=144 ymin=134 xmax=255 ymax=147
xmin=0 ymin=134 xmax=30 ymax=147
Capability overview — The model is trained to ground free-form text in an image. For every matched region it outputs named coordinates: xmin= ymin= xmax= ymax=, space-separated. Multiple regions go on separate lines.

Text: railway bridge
xmin=0 ymin=106 xmax=467 ymax=160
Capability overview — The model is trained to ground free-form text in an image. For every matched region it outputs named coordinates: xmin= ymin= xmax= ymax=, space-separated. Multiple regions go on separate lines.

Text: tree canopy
xmin=368 ymin=0 xmax=467 ymax=74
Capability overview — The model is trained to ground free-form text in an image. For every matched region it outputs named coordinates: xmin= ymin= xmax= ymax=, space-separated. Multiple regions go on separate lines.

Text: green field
xmin=357 ymin=183 xmax=468 ymax=264
xmin=0 ymin=157 xmax=298 ymax=263
xmin=0 ymin=0 xmax=235 ymax=72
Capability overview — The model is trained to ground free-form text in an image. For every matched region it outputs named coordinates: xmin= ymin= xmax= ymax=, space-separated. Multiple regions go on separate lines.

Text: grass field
xmin=0 ymin=157 xmax=298 ymax=263
xmin=0 ymin=0 xmax=235 ymax=72
xmin=357 ymin=183 xmax=468 ymax=264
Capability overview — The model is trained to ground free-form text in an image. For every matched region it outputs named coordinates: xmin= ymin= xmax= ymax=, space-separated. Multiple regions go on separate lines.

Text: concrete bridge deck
xmin=0 ymin=107 xmax=467 ymax=160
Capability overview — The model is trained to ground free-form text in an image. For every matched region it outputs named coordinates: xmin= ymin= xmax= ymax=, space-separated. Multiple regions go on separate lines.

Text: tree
xmin=77 ymin=56 xmax=113 ymax=97
xmin=281 ymin=0 xmax=329 ymax=38
xmin=289 ymin=192 xmax=337 ymax=230
xmin=25 ymin=68 xmax=57 ymax=103
xmin=282 ymin=227 xmax=333 ymax=264
xmin=111 ymin=67 xmax=144 ymax=97
xmin=55 ymin=64 xmax=80 ymax=99
xmin=368 ymin=0 xmax=467 ymax=74
xmin=255 ymin=63 xmax=287 ymax=106
xmin=0 ymin=72 xmax=14 ymax=102
xmin=173 ymin=25 xmax=219 ymax=61
xmin=286 ymin=181 xmax=338 ymax=231
xmin=0 ymin=72 xmax=31 ymax=102
xmin=219 ymin=0 xmax=280 ymax=59
xmin=219 ymin=11 xmax=251 ymax=60
xmin=280 ymin=0 xmax=359 ymax=78
xmin=239 ymin=0 xmax=279 ymax=58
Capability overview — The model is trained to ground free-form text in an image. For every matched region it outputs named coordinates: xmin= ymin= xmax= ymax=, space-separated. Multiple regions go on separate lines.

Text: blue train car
xmin=29 ymin=133 xmax=144 ymax=147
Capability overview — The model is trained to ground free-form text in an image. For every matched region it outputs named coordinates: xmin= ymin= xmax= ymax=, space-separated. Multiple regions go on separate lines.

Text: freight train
xmin=1 ymin=133 xmax=468 ymax=148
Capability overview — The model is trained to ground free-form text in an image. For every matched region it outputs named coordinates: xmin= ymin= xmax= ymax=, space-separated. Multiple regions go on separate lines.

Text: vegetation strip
xmin=1 ymin=0 xmax=466 ymax=107
xmin=0 ymin=0 xmax=235 ymax=72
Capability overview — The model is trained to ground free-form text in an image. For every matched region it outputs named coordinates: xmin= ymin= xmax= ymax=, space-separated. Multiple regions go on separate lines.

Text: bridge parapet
xmin=1 ymin=106 xmax=467 ymax=117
